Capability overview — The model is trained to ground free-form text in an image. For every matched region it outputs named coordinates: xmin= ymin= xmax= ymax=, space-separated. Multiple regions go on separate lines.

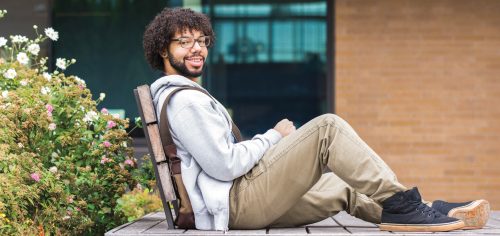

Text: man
xmin=143 ymin=7 xmax=490 ymax=232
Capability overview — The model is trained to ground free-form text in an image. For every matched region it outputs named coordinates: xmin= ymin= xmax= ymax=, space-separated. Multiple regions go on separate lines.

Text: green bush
xmin=115 ymin=187 xmax=163 ymax=222
xmin=0 ymin=9 xmax=156 ymax=235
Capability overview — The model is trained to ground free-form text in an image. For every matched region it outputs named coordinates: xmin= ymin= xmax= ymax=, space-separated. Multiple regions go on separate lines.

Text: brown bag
xmin=159 ymin=86 xmax=242 ymax=229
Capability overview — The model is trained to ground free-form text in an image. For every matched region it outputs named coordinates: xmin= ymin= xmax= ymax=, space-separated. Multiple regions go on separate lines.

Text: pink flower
xmin=67 ymin=197 xmax=74 ymax=203
xmin=103 ymin=141 xmax=111 ymax=148
xmin=46 ymin=104 xmax=54 ymax=113
xmin=100 ymin=108 xmax=109 ymax=114
xmin=106 ymin=120 xmax=116 ymax=129
xmin=48 ymin=123 xmax=56 ymax=131
xmin=124 ymin=159 xmax=134 ymax=167
xmin=100 ymin=156 xmax=110 ymax=164
xmin=30 ymin=173 xmax=41 ymax=182
xmin=78 ymin=84 xmax=85 ymax=90
xmin=46 ymin=104 xmax=54 ymax=118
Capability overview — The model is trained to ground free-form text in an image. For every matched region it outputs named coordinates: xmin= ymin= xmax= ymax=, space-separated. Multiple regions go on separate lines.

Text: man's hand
xmin=273 ymin=119 xmax=296 ymax=137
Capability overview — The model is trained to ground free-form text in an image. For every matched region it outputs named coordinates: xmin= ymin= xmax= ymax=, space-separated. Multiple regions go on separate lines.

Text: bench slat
xmin=158 ymin=163 xmax=177 ymax=201
xmin=147 ymin=124 xmax=167 ymax=163
xmin=137 ymin=85 xmax=158 ymax=125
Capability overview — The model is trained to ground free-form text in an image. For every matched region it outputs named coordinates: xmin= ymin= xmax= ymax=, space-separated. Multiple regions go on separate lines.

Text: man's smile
xmin=185 ymin=56 xmax=204 ymax=67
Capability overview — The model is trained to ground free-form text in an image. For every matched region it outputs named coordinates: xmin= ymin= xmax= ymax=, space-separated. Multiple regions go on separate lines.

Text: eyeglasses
xmin=171 ymin=36 xmax=211 ymax=49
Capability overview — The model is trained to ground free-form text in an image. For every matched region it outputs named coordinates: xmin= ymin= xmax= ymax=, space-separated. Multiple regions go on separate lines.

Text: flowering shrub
xmin=115 ymin=187 xmax=163 ymax=222
xmin=116 ymin=149 xmax=163 ymax=223
xmin=0 ymin=10 xmax=154 ymax=235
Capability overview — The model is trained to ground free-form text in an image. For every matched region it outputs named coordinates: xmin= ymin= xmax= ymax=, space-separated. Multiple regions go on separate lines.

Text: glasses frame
xmin=171 ymin=36 xmax=211 ymax=49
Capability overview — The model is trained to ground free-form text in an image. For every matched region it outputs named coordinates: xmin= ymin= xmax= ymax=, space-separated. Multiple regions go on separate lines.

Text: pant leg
xmin=269 ymin=173 xmax=434 ymax=228
xmin=228 ymin=114 xmax=406 ymax=229
xmin=269 ymin=172 xmax=383 ymax=228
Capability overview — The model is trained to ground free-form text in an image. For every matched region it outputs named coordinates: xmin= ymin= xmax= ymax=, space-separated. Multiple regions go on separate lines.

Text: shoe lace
xmin=413 ymin=201 xmax=441 ymax=218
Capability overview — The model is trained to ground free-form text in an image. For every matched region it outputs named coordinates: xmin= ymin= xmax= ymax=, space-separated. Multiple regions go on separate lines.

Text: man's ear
xmin=160 ymin=49 xmax=168 ymax=58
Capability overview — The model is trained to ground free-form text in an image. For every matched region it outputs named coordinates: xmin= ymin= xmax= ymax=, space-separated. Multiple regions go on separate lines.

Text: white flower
xmin=10 ymin=35 xmax=28 ymax=43
xmin=16 ymin=52 xmax=29 ymax=65
xmin=27 ymin=44 xmax=40 ymax=55
xmin=33 ymin=25 xmax=38 ymax=29
xmin=44 ymin=27 xmax=59 ymax=41
xmin=20 ymin=80 xmax=28 ymax=86
xmin=49 ymin=166 xmax=58 ymax=173
xmin=3 ymin=68 xmax=16 ymax=79
xmin=40 ymin=86 xmax=51 ymax=95
xmin=2 ymin=90 xmax=8 ymax=99
xmin=56 ymin=58 xmax=66 ymax=70
xmin=71 ymin=58 xmax=76 ymax=63
xmin=99 ymin=93 xmax=106 ymax=101
xmin=17 ymin=142 xmax=24 ymax=148
xmin=43 ymin=72 xmax=51 ymax=81
xmin=48 ymin=123 xmax=56 ymax=130
xmin=0 ymin=37 xmax=7 ymax=47
xmin=0 ymin=103 xmax=11 ymax=109
xmin=74 ymin=76 xmax=86 ymax=85
xmin=83 ymin=111 xmax=98 ymax=123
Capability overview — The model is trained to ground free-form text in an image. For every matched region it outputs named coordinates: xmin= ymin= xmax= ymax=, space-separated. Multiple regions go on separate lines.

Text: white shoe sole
xmin=448 ymin=199 xmax=490 ymax=230
xmin=379 ymin=220 xmax=465 ymax=232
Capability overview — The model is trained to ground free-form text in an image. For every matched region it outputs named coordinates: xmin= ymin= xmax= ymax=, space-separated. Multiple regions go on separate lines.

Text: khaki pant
xmin=229 ymin=114 xmax=407 ymax=229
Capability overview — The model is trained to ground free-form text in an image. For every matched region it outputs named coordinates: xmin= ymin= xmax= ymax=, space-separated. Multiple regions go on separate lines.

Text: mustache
xmin=185 ymin=54 xmax=204 ymax=59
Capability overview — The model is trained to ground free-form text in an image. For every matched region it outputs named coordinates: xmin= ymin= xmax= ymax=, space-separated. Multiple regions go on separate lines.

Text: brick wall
xmin=335 ymin=0 xmax=500 ymax=209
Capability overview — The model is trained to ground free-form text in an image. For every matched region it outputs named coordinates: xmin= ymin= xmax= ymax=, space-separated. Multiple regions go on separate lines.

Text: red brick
xmin=336 ymin=0 xmax=500 ymax=209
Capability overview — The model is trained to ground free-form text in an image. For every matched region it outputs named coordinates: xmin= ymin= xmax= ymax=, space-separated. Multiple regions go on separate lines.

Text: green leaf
xmin=102 ymin=207 xmax=111 ymax=214
xmin=134 ymin=117 xmax=143 ymax=128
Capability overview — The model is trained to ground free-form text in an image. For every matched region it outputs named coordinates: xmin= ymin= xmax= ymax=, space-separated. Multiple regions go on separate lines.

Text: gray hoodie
xmin=150 ymin=75 xmax=282 ymax=231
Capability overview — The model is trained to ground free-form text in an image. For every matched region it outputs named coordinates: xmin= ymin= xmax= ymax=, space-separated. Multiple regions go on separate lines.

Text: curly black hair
xmin=143 ymin=7 xmax=215 ymax=71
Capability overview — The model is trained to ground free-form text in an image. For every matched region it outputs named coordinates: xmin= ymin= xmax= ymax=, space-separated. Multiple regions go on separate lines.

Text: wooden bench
xmin=106 ymin=210 xmax=500 ymax=235
xmin=134 ymin=85 xmax=178 ymax=229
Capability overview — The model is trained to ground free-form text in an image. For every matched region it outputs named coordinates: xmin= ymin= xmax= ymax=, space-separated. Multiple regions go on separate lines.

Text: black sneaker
xmin=379 ymin=187 xmax=464 ymax=232
xmin=432 ymin=199 xmax=490 ymax=229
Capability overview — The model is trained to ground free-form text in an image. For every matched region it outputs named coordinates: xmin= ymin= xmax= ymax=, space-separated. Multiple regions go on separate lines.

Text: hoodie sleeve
xmin=169 ymin=101 xmax=282 ymax=182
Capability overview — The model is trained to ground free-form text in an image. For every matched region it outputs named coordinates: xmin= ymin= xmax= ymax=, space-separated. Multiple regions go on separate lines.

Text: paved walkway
xmin=106 ymin=211 xmax=500 ymax=235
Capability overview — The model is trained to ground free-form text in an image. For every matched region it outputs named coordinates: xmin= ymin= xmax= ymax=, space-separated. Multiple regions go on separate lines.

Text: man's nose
xmin=191 ymin=41 xmax=202 ymax=51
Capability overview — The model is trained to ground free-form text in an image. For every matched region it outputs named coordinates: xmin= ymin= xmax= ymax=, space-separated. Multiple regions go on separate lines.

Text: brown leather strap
xmin=159 ymin=86 xmax=242 ymax=174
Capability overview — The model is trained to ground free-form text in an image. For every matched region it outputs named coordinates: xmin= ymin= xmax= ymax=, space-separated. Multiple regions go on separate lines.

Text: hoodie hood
xmin=150 ymin=75 xmax=206 ymax=106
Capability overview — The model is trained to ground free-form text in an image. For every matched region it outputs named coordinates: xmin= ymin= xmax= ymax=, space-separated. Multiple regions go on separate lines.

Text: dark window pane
xmin=204 ymin=0 xmax=328 ymax=137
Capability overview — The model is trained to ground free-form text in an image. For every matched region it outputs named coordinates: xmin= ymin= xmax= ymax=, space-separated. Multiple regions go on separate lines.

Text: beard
xmin=167 ymin=51 xmax=205 ymax=78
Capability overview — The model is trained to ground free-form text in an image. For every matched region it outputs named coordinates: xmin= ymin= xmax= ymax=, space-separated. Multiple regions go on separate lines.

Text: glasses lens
xmin=177 ymin=36 xmax=210 ymax=48
xmin=203 ymin=36 xmax=211 ymax=47
xmin=179 ymin=38 xmax=194 ymax=48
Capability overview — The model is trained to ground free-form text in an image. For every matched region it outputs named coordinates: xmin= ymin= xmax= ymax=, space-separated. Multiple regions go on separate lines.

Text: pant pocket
xmin=244 ymin=162 xmax=266 ymax=180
